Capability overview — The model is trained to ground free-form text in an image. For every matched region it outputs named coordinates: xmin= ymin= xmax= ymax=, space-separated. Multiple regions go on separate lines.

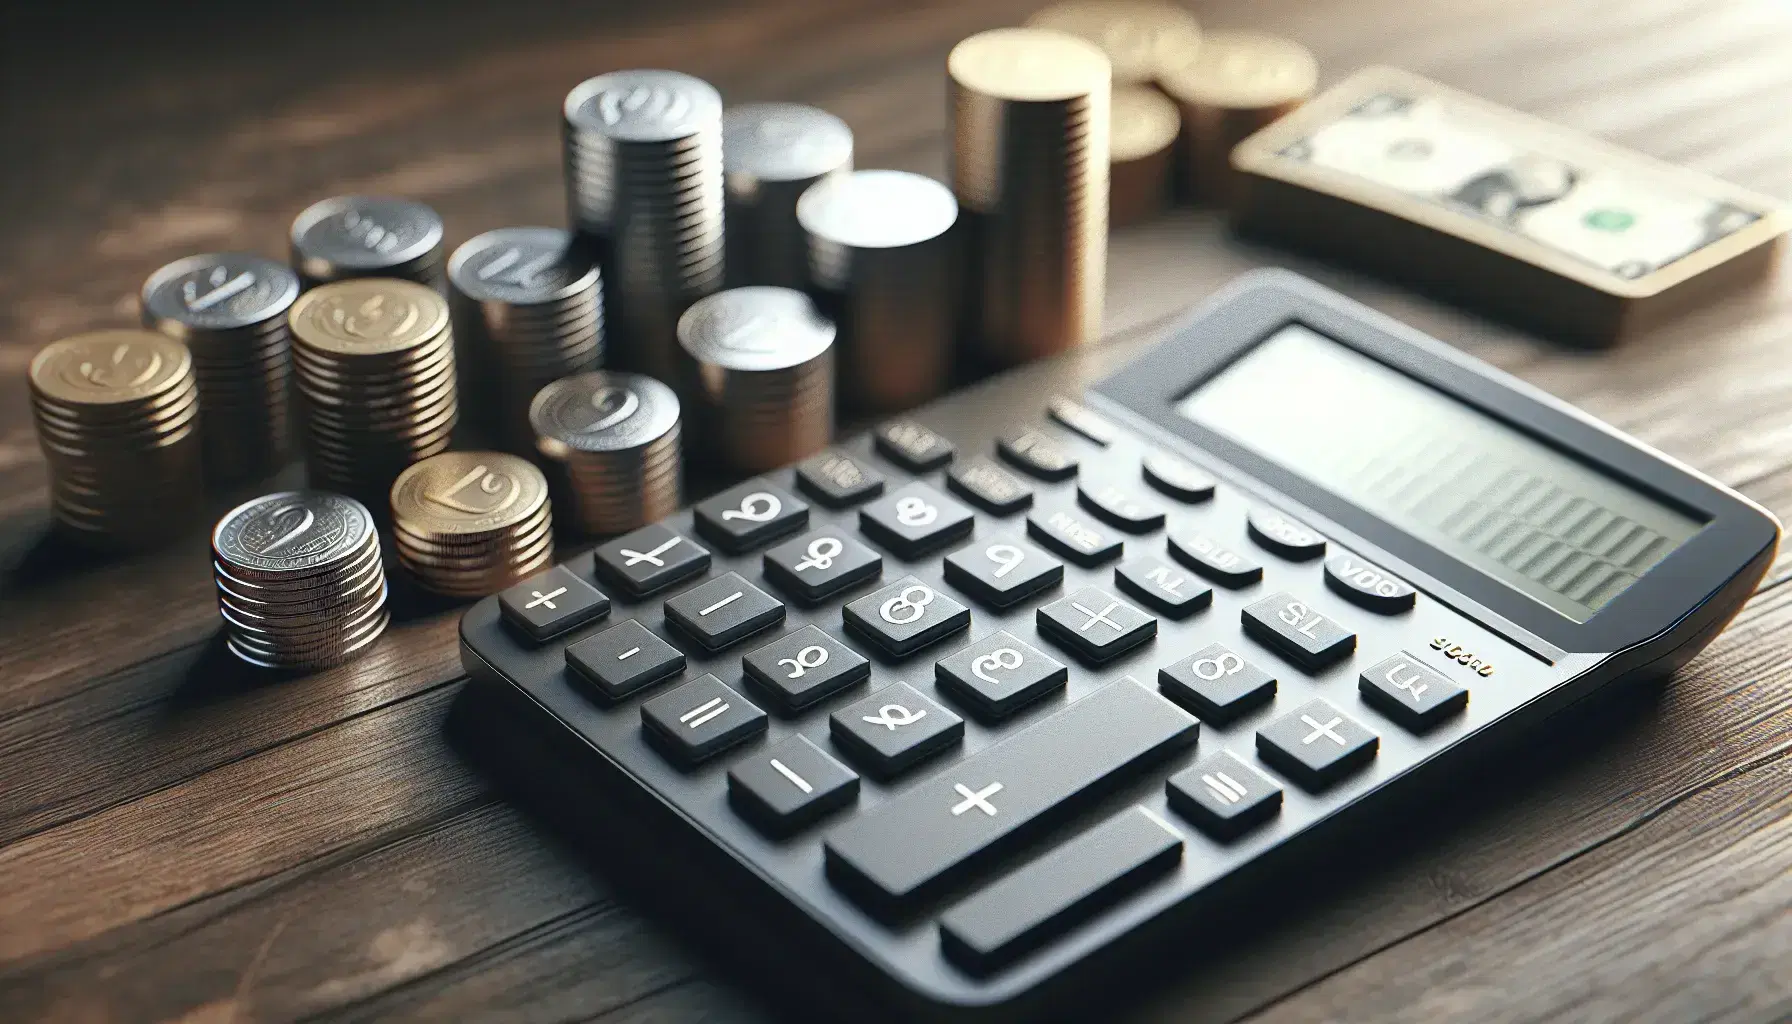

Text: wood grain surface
xmin=3 ymin=0 xmax=1791 ymax=1021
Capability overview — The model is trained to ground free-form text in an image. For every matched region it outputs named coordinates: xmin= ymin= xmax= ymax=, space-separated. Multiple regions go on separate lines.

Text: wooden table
xmin=3 ymin=0 xmax=1790 ymax=1020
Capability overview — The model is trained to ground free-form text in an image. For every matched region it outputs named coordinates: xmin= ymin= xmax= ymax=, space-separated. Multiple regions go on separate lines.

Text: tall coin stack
xmin=288 ymin=279 xmax=459 ymax=504
xmin=28 ymin=331 xmax=204 ymax=550
xmin=723 ymin=103 xmax=854 ymax=289
xmin=140 ymin=253 xmax=300 ymax=483
xmin=1026 ymin=0 xmax=1203 ymax=87
xmin=212 ymin=491 xmax=389 ymax=669
xmin=677 ymin=287 xmax=834 ymax=473
xmin=1160 ymin=32 xmax=1318 ymax=207
xmin=531 ymin=372 xmax=682 ymax=537
xmin=389 ymin=451 xmax=553 ymax=598
xmin=949 ymin=28 xmax=1112 ymax=367
xmin=447 ymin=227 xmax=604 ymax=450
xmin=563 ymin=70 xmax=725 ymax=382
xmin=290 ymin=195 xmax=448 ymax=291
xmin=797 ymin=169 xmax=960 ymax=413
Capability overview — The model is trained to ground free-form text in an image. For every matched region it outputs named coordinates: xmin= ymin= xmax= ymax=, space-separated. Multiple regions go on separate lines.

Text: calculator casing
xmin=455 ymin=270 xmax=1777 ymax=1022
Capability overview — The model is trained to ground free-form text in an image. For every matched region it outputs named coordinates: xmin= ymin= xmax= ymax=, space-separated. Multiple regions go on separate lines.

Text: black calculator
xmin=455 ymin=270 xmax=1778 ymax=1022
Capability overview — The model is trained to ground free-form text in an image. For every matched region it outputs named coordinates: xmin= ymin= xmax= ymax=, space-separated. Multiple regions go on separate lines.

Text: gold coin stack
xmin=288 ymin=279 xmax=459 ymax=504
xmin=1109 ymin=85 xmax=1182 ymax=226
xmin=28 ymin=330 xmax=204 ymax=550
xmin=531 ymin=372 xmax=682 ymax=537
xmin=389 ymin=451 xmax=554 ymax=598
xmin=949 ymin=28 xmax=1112 ymax=368
xmin=677 ymin=287 xmax=835 ymax=474
xmin=1026 ymin=0 xmax=1203 ymax=87
xmin=1160 ymin=31 xmax=1318 ymax=207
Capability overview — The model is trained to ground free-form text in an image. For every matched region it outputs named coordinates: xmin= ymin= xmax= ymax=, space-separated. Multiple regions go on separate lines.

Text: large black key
xmin=859 ymin=482 xmax=975 ymax=559
xmin=875 ymin=419 xmax=954 ymax=472
xmin=762 ymin=529 xmax=882 ymax=604
xmin=1242 ymin=592 xmax=1356 ymax=670
xmin=566 ymin=620 xmax=686 ymax=701
xmin=1358 ymin=652 xmax=1468 ymax=732
xmin=741 ymin=625 xmax=870 ymax=712
xmin=693 ymin=481 xmax=809 ymax=553
xmin=1256 ymin=698 xmax=1378 ymax=791
xmin=728 ymin=735 xmax=860 ymax=836
xmin=935 ymin=631 xmax=1067 ymax=720
xmin=939 ymin=805 xmax=1184 ymax=974
xmin=1027 ymin=508 xmax=1123 ymax=567
xmin=843 ymin=576 xmax=970 ymax=658
xmin=943 ymin=537 xmax=1063 ymax=609
xmin=664 ymin=572 xmax=785 ymax=651
xmin=796 ymin=449 xmax=885 ymax=507
xmin=947 ymin=456 xmax=1034 ymax=515
xmin=593 ymin=523 xmax=710 ymax=597
xmin=1037 ymin=586 xmax=1156 ymax=663
xmin=829 ymin=681 xmax=965 ymax=779
xmin=997 ymin=428 xmax=1078 ymax=481
xmin=1167 ymin=530 xmax=1262 ymax=587
xmin=498 ymin=566 xmax=610 ymax=642
xmin=824 ymin=678 xmax=1198 ymax=913
xmin=641 ymin=675 xmax=768 ymax=764
xmin=1077 ymin=483 xmax=1165 ymax=533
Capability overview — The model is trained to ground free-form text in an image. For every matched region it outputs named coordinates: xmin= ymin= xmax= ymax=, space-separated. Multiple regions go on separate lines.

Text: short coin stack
xmin=389 ymin=451 xmax=554 ymax=598
xmin=677 ymin=286 xmax=835 ymax=473
xmin=1109 ymin=85 xmax=1182 ymax=226
xmin=722 ymin=103 xmax=854 ymax=289
xmin=531 ymin=371 xmax=682 ymax=537
xmin=448 ymin=227 xmax=604 ymax=450
xmin=1026 ymin=0 xmax=1203 ymax=86
xmin=1160 ymin=31 xmax=1318 ymax=206
xmin=28 ymin=330 xmax=204 ymax=550
xmin=140 ymin=252 xmax=301 ymax=483
xmin=288 ymin=279 xmax=459 ymax=504
xmin=211 ymin=491 xmax=389 ymax=669
xmin=290 ymin=195 xmax=448 ymax=291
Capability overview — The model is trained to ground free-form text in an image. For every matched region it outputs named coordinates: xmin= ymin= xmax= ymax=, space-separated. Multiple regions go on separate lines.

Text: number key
xmin=1157 ymin=642 xmax=1277 ymax=723
xmin=998 ymin=428 xmax=1078 ymax=481
xmin=763 ymin=530 xmax=882 ymax=603
xmin=593 ymin=523 xmax=710 ymax=597
xmin=694 ymin=481 xmax=809 ymax=553
xmin=935 ymin=631 xmax=1067 ymax=719
xmin=742 ymin=625 xmax=871 ymax=712
xmin=875 ymin=419 xmax=954 ymax=472
xmin=844 ymin=575 xmax=970 ymax=658
xmin=859 ymin=481 xmax=974 ymax=559
xmin=1242 ymin=592 xmax=1356 ymax=670
xmin=943 ymin=538 xmax=1064 ymax=609
xmin=796 ymin=449 xmax=885 ymax=507
xmin=947 ymin=456 xmax=1034 ymax=515
xmin=1077 ymin=483 xmax=1165 ymax=533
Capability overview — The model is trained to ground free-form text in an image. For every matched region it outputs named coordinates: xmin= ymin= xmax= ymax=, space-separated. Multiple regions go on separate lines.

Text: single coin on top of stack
xmin=1159 ymin=31 xmax=1318 ymax=207
xmin=290 ymin=195 xmax=448 ymax=291
xmin=28 ymin=330 xmax=204 ymax=550
xmin=949 ymin=27 xmax=1112 ymax=368
xmin=677 ymin=287 xmax=834 ymax=473
xmin=288 ymin=278 xmax=459 ymax=505
xmin=723 ymin=103 xmax=854 ymax=289
xmin=447 ymin=227 xmax=604 ymax=451
xmin=1025 ymin=0 xmax=1202 ymax=86
xmin=390 ymin=451 xmax=553 ymax=598
xmin=212 ymin=491 xmax=389 ymax=670
xmin=141 ymin=252 xmax=300 ymax=483
xmin=1109 ymin=84 xmax=1182 ymax=226
xmin=531 ymin=371 xmax=682 ymax=537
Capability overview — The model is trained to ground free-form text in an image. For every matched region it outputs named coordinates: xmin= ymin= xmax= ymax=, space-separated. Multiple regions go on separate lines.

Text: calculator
xmin=455 ymin=269 xmax=1778 ymax=1022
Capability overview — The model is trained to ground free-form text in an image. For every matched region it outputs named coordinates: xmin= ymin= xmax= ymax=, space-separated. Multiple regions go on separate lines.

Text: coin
xmin=389 ymin=451 xmax=553 ymax=597
xmin=723 ymin=103 xmax=854 ymax=290
xmin=1025 ymin=0 xmax=1202 ymax=86
xmin=1109 ymin=84 xmax=1182 ymax=226
xmin=530 ymin=371 xmax=682 ymax=536
xmin=678 ymin=286 xmax=834 ymax=473
xmin=1159 ymin=30 xmax=1317 ymax=206
xmin=290 ymin=196 xmax=447 ymax=290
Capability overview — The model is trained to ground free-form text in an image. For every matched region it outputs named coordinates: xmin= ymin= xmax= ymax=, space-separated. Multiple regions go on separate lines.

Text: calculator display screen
xmin=1176 ymin=325 xmax=1704 ymax=621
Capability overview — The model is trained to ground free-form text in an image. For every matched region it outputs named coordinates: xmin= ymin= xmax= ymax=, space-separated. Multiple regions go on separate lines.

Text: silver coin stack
xmin=290 ymin=195 xmax=448 ymax=291
xmin=562 ymin=69 xmax=725 ymax=382
xmin=211 ymin=491 xmax=389 ymax=670
xmin=140 ymin=253 xmax=300 ymax=483
xmin=797 ymin=169 xmax=961 ymax=413
xmin=447 ymin=227 xmax=604 ymax=451
xmin=677 ymin=287 xmax=834 ymax=473
xmin=722 ymin=103 xmax=854 ymax=289
xmin=530 ymin=371 xmax=682 ymax=537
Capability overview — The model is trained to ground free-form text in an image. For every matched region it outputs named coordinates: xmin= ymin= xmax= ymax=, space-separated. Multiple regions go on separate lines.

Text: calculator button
xmin=1256 ymin=698 xmax=1378 ymax=790
xmin=859 ymin=482 xmax=975 ymax=559
xmin=943 ymin=538 xmax=1064 ymax=609
xmin=1167 ymin=529 xmax=1262 ymax=587
xmin=762 ymin=530 xmax=882 ymax=604
xmin=1324 ymin=553 xmax=1417 ymax=613
xmin=1246 ymin=508 xmax=1327 ymax=561
xmin=935 ymin=631 xmax=1068 ymax=720
xmin=566 ymin=619 xmax=686 ymax=700
xmin=1358 ymin=652 xmax=1468 ymax=732
xmin=829 ymin=681 xmax=964 ymax=778
xmin=997 ymin=428 xmax=1078 ymax=481
xmin=844 ymin=575 xmax=971 ymax=657
xmin=1166 ymin=750 xmax=1283 ymax=840
xmin=1037 ymin=586 xmax=1156 ymax=663
xmin=741 ymin=625 xmax=871 ymax=712
xmin=1242 ymin=593 xmax=1356 ymax=670
xmin=664 ymin=572 xmax=786 ymax=651
xmin=1141 ymin=451 xmax=1215 ymax=503
xmin=1114 ymin=555 xmax=1212 ymax=618
xmin=498 ymin=566 xmax=611 ymax=642
xmin=940 ymin=805 xmax=1181 ymax=974
xmin=693 ymin=481 xmax=809 ymax=553
xmin=947 ymin=456 xmax=1034 ymax=515
xmin=1027 ymin=508 xmax=1123 ymax=567
xmin=796 ymin=449 xmax=885 ymax=507
xmin=641 ymin=674 xmax=769 ymax=764
xmin=593 ymin=523 xmax=710 ymax=597
xmin=824 ymin=678 xmax=1197 ymax=911
xmin=1077 ymin=483 xmax=1166 ymax=533
xmin=875 ymin=419 xmax=954 ymax=472
xmin=1157 ymin=642 xmax=1276 ymax=723
xmin=729 ymin=735 xmax=860 ymax=836
xmin=1046 ymin=396 xmax=1117 ymax=446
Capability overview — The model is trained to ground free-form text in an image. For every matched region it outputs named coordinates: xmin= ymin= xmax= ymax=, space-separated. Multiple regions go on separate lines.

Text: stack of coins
xmin=563 ymin=70 xmax=725 ymax=382
xmin=447 ymin=227 xmax=604 ymax=450
xmin=723 ymin=103 xmax=854 ymax=289
xmin=1160 ymin=32 xmax=1318 ymax=207
xmin=28 ymin=330 xmax=204 ymax=550
xmin=288 ymin=279 xmax=459 ymax=503
xmin=290 ymin=196 xmax=447 ymax=291
xmin=949 ymin=28 xmax=1112 ymax=368
xmin=140 ymin=253 xmax=300 ymax=483
xmin=389 ymin=451 xmax=553 ymax=598
xmin=1109 ymin=85 xmax=1182 ymax=226
xmin=797 ymin=169 xmax=960 ymax=413
xmin=531 ymin=372 xmax=681 ymax=537
xmin=1026 ymin=0 xmax=1203 ymax=86
xmin=677 ymin=287 xmax=834 ymax=473
xmin=212 ymin=491 xmax=388 ymax=669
